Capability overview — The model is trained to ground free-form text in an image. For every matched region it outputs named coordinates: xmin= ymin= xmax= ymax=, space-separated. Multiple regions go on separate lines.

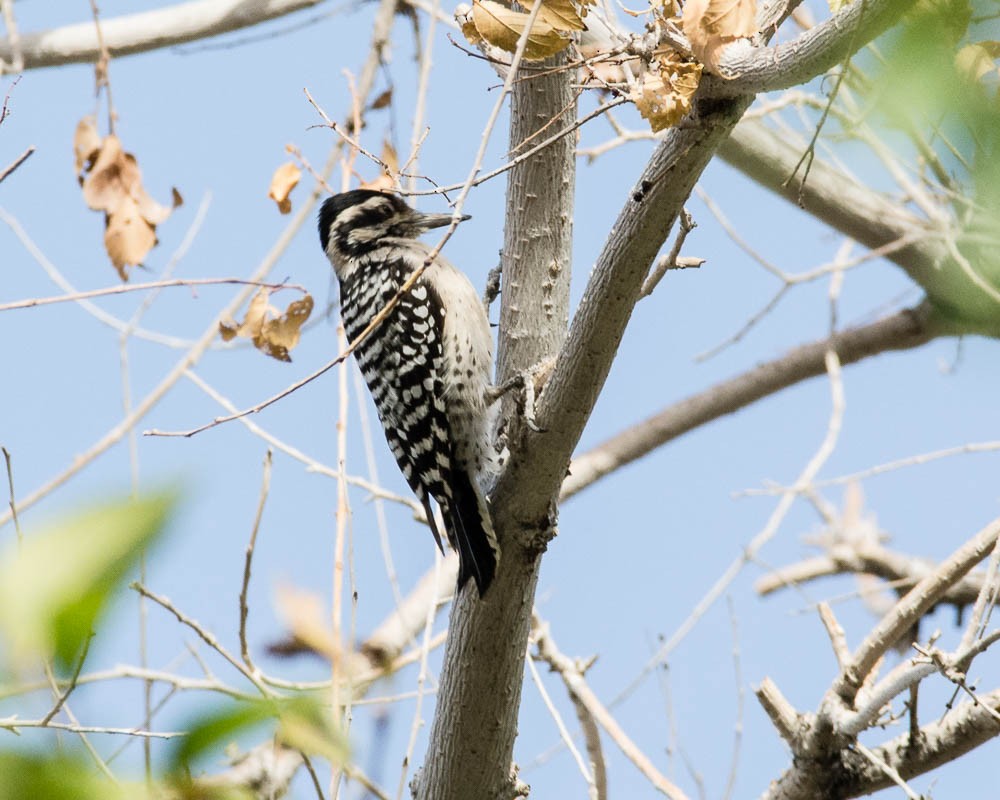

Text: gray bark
xmin=412 ymin=52 xmax=576 ymax=800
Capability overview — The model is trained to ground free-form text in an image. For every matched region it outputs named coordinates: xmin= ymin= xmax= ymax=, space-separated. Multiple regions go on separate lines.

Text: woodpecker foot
xmin=487 ymin=358 xmax=555 ymax=434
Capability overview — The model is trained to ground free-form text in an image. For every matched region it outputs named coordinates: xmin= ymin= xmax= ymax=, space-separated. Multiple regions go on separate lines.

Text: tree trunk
xmin=412 ymin=53 xmax=576 ymax=800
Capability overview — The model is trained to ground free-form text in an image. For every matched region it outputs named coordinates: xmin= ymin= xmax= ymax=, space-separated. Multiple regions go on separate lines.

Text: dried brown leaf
xmin=682 ymin=0 xmax=757 ymax=71
xmin=381 ymin=140 xmax=399 ymax=174
xmin=468 ymin=0 xmax=571 ymax=60
xmin=137 ymin=185 xmax=182 ymax=226
xmin=104 ymin=196 xmax=157 ymax=280
xmin=632 ymin=54 xmax=703 ymax=131
xmin=268 ymin=162 xmax=302 ymax=215
xmin=369 ymin=88 xmax=393 ymax=110
xmin=360 ymin=173 xmax=395 ymax=192
xmin=219 ymin=289 xmax=313 ymax=362
xmin=274 ymin=586 xmax=344 ymax=663
xmin=258 ymin=294 xmax=314 ymax=362
xmin=520 ymin=0 xmax=590 ymax=31
xmin=73 ymin=117 xmax=102 ymax=179
xmin=653 ymin=0 xmax=682 ymax=18
xmin=360 ymin=141 xmax=400 ymax=192
xmin=81 ymin=135 xmax=141 ymax=214
xmin=78 ymin=133 xmax=179 ymax=277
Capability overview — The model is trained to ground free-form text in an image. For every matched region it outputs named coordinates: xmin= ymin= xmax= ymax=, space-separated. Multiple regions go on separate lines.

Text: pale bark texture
xmin=0 ymin=0 xmax=325 ymax=69
xmin=412 ymin=52 xmax=576 ymax=800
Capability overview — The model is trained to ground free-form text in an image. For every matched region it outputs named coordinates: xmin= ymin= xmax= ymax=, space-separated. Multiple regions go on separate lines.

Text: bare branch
xmin=239 ymin=450 xmax=273 ymax=672
xmin=757 ymin=541 xmax=989 ymax=608
xmin=0 ymin=145 xmax=34 ymax=184
xmin=562 ymin=304 xmax=937 ymax=502
xmin=500 ymin=95 xmax=753 ymax=520
xmin=755 ymin=678 xmax=802 ymax=749
xmin=0 ymin=0 xmax=327 ymax=70
xmin=0 ymin=277 xmax=307 ymax=313
xmin=534 ymin=618 xmax=689 ymax=800
xmin=0 ymin=718 xmax=182 ymax=738
xmin=708 ymin=0 xmax=918 ymax=97
xmin=817 ymin=603 xmax=851 ymax=672
xmin=827 ymin=513 xmax=1000 ymax=707
xmin=852 ymin=741 xmax=922 ymax=800
xmin=718 ymin=120 xmax=1000 ymax=336
xmin=132 ymin=582 xmax=273 ymax=697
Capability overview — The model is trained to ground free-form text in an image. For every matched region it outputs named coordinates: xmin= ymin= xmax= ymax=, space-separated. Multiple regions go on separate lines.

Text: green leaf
xmin=170 ymin=699 xmax=281 ymax=774
xmin=0 ymin=752 xmax=134 ymax=800
xmin=276 ymin=695 xmax=349 ymax=765
xmin=0 ymin=491 xmax=176 ymax=670
xmin=863 ymin=2 xmax=1000 ymax=333
xmin=170 ymin=695 xmax=348 ymax=776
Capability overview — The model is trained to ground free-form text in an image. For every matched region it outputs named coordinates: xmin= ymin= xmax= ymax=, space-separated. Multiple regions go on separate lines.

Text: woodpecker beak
xmin=415 ymin=211 xmax=472 ymax=230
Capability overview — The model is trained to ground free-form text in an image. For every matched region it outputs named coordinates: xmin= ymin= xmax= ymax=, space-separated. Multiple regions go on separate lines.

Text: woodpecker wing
xmin=340 ymin=257 xmax=455 ymax=551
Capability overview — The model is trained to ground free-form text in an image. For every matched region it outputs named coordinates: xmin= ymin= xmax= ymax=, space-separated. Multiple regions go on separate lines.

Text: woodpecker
xmin=318 ymin=190 xmax=500 ymax=596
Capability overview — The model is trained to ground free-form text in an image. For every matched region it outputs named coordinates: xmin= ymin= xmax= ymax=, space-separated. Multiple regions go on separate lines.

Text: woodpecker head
xmin=318 ymin=190 xmax=469 ymax=276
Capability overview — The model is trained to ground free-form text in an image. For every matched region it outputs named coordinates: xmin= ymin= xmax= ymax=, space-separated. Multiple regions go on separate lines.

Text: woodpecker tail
xmin=446 ymin=469 xmax=499 ymax=597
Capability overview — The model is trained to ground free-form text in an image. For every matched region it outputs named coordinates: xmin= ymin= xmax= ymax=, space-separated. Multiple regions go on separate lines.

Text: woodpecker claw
xmin=488 ymin=359 xmax=553 ymax=434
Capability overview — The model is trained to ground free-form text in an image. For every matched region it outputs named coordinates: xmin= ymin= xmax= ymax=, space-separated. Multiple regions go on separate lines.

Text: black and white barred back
xmin=318 ymin=190 xmax=500 ymax=596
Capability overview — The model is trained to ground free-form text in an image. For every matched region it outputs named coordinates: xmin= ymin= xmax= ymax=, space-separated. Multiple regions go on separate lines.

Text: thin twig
xmin=534 ymin=618 xmax=689 ymax=800
xmin=817 ymin=602 xmax=851 ymax=669
xmin=526 ymin=649 xmax=597 ymax=797
xmin=0 ymin=718 xmax=182 ymax=738
xmin=343 ymin=764 xmax=391 ymax=800
xmin=405 ymin=97 xmax=628 ymax=198
xmin=721 ymin=597 xmax=744 ymax=800
xmin=0 ymin=207 xmax=196 ymax=347
xmin=640 ymin=207 xmax=697 ymax=298
xmin=1 ymin=447 xmax=21 ymax=546
xmin=331 ymin=319 xmax=352 ymax=800
xmin=240 ymin=450 xmax=273 ymax=672
xmin=143 ymin=265 xmax=433 ymax=439
xmin=852 ymin=741 xmax=922 ymax=800
xmin=307 ymin=91 xmax=392 ymax=174
xmin=0 ymin=664 xmax=252 ymax=703
xmin=40 ymin=635 xmax=94 ymax=725
xmin=132 ymin=582 xmax=274 ymax=697
xmin=406 ymin=0 xmax=437 ymax=197
xmin=88 ymin=0 xmax=116 ymax=134
xmin=0 ymin=277 xmax=306 ymax=313
xmin=0 ymin=145 xmax=34 ymax=184
xmin=613 ymin=346 xmax=846 ymax=707
xmin=302 ymin=753 xmax=328 ymax=800
xmin=741 ymin=440 xmax=1000 ymax=495
xmin=395 ymin=553 xmax=442 ymax=800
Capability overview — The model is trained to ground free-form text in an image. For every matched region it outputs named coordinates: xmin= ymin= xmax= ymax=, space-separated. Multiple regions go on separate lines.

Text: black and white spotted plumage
xmin=318 ymin=190 xmax=500 ymax=596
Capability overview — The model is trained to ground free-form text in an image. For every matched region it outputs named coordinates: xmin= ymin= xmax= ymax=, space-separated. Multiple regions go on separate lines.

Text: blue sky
xmin=1 ymin=2 xmax=999 ymax=797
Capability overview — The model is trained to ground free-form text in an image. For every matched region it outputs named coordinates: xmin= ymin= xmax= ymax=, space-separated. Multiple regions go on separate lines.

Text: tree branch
xmin=719 ymin=120 xmax=1000 ymax=336
xmin=413 ymin=39 xmax=577 ymax=799
xmin=764 ymin=685 xmax=1000 ymax=799
xmin=841 ymin=688 xmax=1000 ymax=797
xmin=756 ymin=541 xmax=989 ymax=608
xmin=562 ymin=303 xmax=937 ymax=501
xmin=707 ymin=0 xmax=918 ymax=97
xmin=499 ymin=94 xmax=753 ymax=520
xmin=0 ymin=0 xmax=326 ymax=70
xmin=826 ymin=513 xmax=1000 ymax=708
